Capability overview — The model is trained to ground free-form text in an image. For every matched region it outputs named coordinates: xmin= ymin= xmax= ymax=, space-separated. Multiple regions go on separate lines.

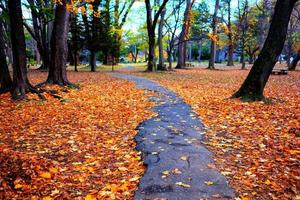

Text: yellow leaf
xmin=204 ymin=181 xmax=214 ymax=185
xmin=49 ymin=167 xmax=58 ymax=173
xmin=40 ymin=172 xmax=51 ymax=179
xmin=118 ymin=166 xmax=128 ymax=171
xmin=264 ymin=179 xmax=272 ymax=185
xmin=14 ymin=184 xmax=23 ymax=189
xmin=85 ymin=194 xmax=96 ymax=200
xmin=162 ymin=170 xmax=170 ymax=175
xmin=42 ymin=197 xmax=52 ymax=200
xmin=129 ymin=176 xmax=139 ymax=182
xmin=175 ymin=182 xmax=191 ymax=188
xmin=180 ymin=156 xmax=188 ymax=161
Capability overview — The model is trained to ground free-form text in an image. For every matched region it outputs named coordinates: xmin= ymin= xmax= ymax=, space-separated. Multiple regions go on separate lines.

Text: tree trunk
xmin=74 ymin=51 xmax=78 ymax=72
xmin=0 ymin=22 xmax=12 ymax=93
xmin=197 ymin=40 xmax=202 ymax=62
xmin=176 ymin=40 xmax=185 ymax=69
xmin=289 ymin=50 xmax=300 ymax=71
xmin=227 ymin=0 xmax=234 ymax=66
xmin=167 ymin=48 xmax=172 ymax=70
xmin=46 ymin=0 xmax=71 ymax=85
xmin=9 ymin=0 xmax=32 ymax=100
xmin=145 ymin=0 xmax=169 ymax=71
xmin=233 ymin=0 xmax=297 ymax=101
xmin=241 ymin=36 xmax=246 ymax=69
xmin=176 ymin=0 xmax=193 ymax=69
xmin=147 ymin=34 xmax=156 ymax=71
xmin=157 ymin=8 xmax=166 ymax=71
xmin=208 ymin=0 xmax=220 ymax=69
xmin=248 ymin=53 xmax=254 ymax=64
xmin=90 ymin=51 xmax=96 ymax=72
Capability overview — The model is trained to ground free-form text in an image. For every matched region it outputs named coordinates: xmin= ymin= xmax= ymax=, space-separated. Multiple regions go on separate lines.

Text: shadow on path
xmin=111 ymin=73 xmax=234 ymax=200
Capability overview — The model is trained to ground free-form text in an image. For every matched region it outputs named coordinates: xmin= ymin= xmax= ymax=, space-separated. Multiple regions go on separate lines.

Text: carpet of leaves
xmin=128 ymin=68 xmax=300 ymax=200
xmin=0 ymin=71 xmax=154 ymax=200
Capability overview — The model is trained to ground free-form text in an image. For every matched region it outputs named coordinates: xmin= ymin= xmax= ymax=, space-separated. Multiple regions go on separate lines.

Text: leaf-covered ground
xmin=126 ymin=68 xmax=300 ymax=200
xmin=0 ymin=71 xmax=154 ymax=200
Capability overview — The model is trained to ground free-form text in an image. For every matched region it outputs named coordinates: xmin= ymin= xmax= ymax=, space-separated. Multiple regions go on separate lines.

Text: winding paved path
xmin=111 ymin=73 xmax=234 ymax=200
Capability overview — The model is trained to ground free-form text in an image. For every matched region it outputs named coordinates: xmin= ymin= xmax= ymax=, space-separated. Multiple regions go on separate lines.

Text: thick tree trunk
xmin=208 ymin=0 xmax=220 ymax=69
xmin=9 ymin=0 xmax=32 ymax=100
xmin=0 ymin=22 xmax=12 ymax=93
xmin=147 ymin=35 xmax=156 ymax=71
xmin=233 ymin=0 xmax=297 ymax=101
xmin=90 ymin=51 xmax=96 ymax=72
xmin=176 ymin=41 xmax=185 ymax=69
xmin=46 ymin=0 xmax=71 ymax=85
xmin=157 ymin=8 xmax=166 ymax=71
xmin=289 ymin=50 xmax=300 ymax=71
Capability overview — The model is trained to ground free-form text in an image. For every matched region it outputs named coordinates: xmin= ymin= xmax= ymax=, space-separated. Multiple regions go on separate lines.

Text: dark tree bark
xmin=90 ymin=51 xmax=96 ymax=72
xmin=46 ymin=0 xmax=71 ymax=85
xmin=0 ymin=21 xmax=12 ymax=93
xmin=208 ymin=0 xmax=220 ymax=69
xmin=233 ymin=0 xmax=298 ymax=101
xmin=289 ymin=50 xmax=300 ymax=70
xmin=226 ymin=0 xmax=234 ymax=66
xmin=145 ymin=0 xmax=169 ymax=71
xmin=157 ymin=8 xmax=166 ymax=71
xmin=8 ymin=0 xmax=33 ymax=100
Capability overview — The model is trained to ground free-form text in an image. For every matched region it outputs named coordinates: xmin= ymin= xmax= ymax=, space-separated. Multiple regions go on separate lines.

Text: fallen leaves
xmin=0 ymin=71 xmax=154 ymax=199
xmin=129 ymin=68 xmax=300 ymax=199
xmin=204 ymin=181 xmax=214 ymax=186
xmin=175 ymin=182 xmax=191 ymax=188
xmin=40 ymin=172 xmax=52 ymax=179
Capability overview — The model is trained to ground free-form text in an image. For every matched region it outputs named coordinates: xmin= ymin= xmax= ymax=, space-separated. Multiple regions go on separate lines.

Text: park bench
xmin=185 ymin=63 xmax=195 ymax=68
xmin=271 ymin=67 xmax=288 ymax=75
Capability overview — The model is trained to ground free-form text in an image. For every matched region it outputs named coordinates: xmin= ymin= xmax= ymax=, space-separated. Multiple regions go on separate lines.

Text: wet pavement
xmin=111 ymin=73 xmax=234 ymax=200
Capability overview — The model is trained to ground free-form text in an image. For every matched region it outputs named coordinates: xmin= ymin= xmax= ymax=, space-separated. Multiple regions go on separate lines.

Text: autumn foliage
xmin=128 ymin=68 xmax=300 ymax=199
xmin=0 ymin=71 xmax=154 ymax=199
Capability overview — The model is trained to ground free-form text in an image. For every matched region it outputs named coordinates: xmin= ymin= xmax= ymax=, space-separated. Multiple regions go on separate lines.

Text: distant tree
xmin=222 ymin=0 xmax=234 ymax=66
xmin=190 ymin=2 xmax=210 ymax=62
xmin=244 ymin=6 xmax=261 ymax=64
xmin=157 ymin=6 xmax=166 ymax=71
xmin=112 ymin=0 xmax=135 ymax=63
xmin=175 ymin=0 xmax=196 ymax=69
xmin=237 ymin=0 xmax=249 ymax=69
xmin=208 ymin=0 xmax=220 ymax=69
xmin=233 ymin=0 xmax=298 ymax=101
xmin=24 ymin=0 xmax=54 ymax=70
xmin=286 ymin=3 xmax=300 ymax=67
xmin=164 ymin=0 xmax=185 ymax=69
xmin=145 ymin=0 xmax=169 ymax=71
xmin=256 ymin=0 xmax=273 ymax=50
xmin=125 ymin=25 xmax=149 ymax=62
xmin=69 ymin=15 xmax=84 ymax=72
xmin=81 ymin=0 xmax=101 ymax=71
